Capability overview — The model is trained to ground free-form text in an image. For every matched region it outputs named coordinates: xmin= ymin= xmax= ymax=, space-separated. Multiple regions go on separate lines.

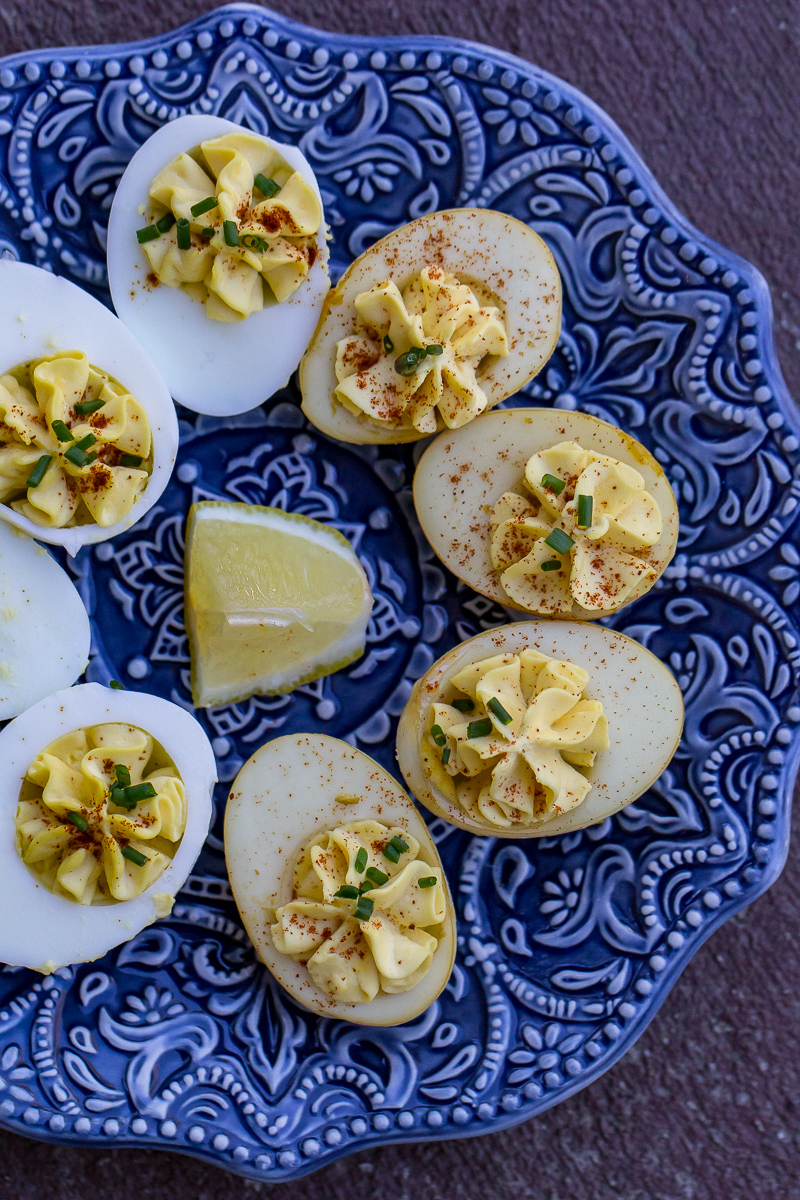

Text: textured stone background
xmin=0 ymin=3 xmax=798 ymax=1197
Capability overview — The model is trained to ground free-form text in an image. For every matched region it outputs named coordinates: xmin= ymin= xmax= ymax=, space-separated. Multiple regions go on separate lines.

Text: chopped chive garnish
xmin=191 ymin=196 xmax=218 ymax=217
xmin=488 ymin=697 xmax=513 ymax=725
xmin=452 ymin=697 xmax=474 ymax=712
xmin=354 ymin=847 xmax=368 ymax=873
xmin=240 ymin=233 xmax=270 ymax=252
xmin=122 ymin=845 xmax=147 ymax=867
xmin=382 ymin=843 xmax=400 ymax=864
xmin=112 ymin=791 xmax=137 ymax=811
xmin=74 ymin=398 xmax=104 ymax=416
xmin=176 ymin=217 xmax=191 ymax=250
xmin=114 ymin=763 xmax=131 ymax=788
xmin=576 ymin=494 xmax=593 ymax=528
xmin=223 ymin=220 xmax=239 ymax=247
xmin=383 ymin=335 xmax=393 ymax=354
xmin=467 ymin=717 xmax=493 ymax=739
xmin=122 ymin=782 xmax=157 ymax=804
xmin=254 ymin=173 xmax=280 ymax=198
xmin=68 ymin=811 xmax=89 ymax=832
xmin=365 ymin=867 xmax=388 ymax=886
xmin=64 ymin=445 xmax=93 ymax=468
xmin=136 ymin=224 xmax=159 ymax=244
xmin=51 ymin=419 xmax=73 ymax=442
xmin=418 ymin=876 xmax=437 ymax=889
xmin=382 ymin=835 xmax=409 ymax=864
xmin=120 ymin=453 xmax=143 ymax=468
xmin=394 ymin=347 xmax=424 ymax=376
xmin=425 ymin=343 xmax=443 ymax=356
xmin=335 ymin=884 xmax=359 ymax=900
xmin=544 ymin=528 xmax=575 ymax=555
xmin=541 ymin=472 xmax=566 ymax=495
xmin=541 ymin=559 xmax=562 ymax=571
xmin=109 ymin=680 xmax=124 ymax=689
xmin=430 ymin=723 xmax=447 ymax=747
xmin=389 ymin=835 xmax=408 ymax=854
xmin=155 ymin=211 xmax=175 ymax=234
xmin=26 ymin=454 xmax=52 ymax=488
xmin=201 ymin=226 xmax=215 ymax=237
xmin=353 ymin=895 xmax=374 ymax=922
xmin=74 ymin=433 xmax=96 ymax=450
xmin=441 ymin=747 xmax=451 ymax=766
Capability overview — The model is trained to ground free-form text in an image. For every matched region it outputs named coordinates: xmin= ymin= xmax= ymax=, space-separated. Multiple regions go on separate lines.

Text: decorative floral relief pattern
xmin=0 ymin=4 xmax=797 ymax=1184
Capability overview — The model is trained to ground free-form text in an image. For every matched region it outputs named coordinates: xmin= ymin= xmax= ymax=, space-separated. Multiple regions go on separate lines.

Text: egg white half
xmin=107 ymin=114 xmax=330 ymax=416
xmin=0 ymin=683 xmax=216 ymax=970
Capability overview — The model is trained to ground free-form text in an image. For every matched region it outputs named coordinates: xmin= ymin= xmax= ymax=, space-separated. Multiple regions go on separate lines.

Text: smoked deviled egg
xmin=107 ymin=115 xmax=330 ymax=416
xmin=0 ymin=682 xmax=216 ymax=971
xmin=0 ymin=521 xmax=90 ymax=719
xmin=414 ymin=407 xmax=679 ymax=618
xmin=300 ymin=209 xmax=561 ymax=443
xmin=396 ymin=622 xmax=684 ymax=838
xmin=0 ymin=261 xmax=178 ymax=555
xmin=226 ymin=733 xmax=455 ymax=1025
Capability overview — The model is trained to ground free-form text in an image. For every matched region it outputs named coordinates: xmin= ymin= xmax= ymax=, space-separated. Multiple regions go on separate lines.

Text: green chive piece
xmin=441 ymin=747 xmax=451 ymax=766
xmin=388 ymin=836 xmax=408 ymax=854
xmin=240 ymin=233 xmax=269 ymax=252
xmin=354 ymin=847 xmax=368 ymax=873
xmin=114 ymin=763 xmax=131 ymax=788
xmin=155 ymin=211 xmax=175 ymax=234
xmin=122 ymin=782 xmax=157 ymax=804
xmin=74 ymin=398 xmax=105 ymax=416
xmin=418 ymin=876 xmax=437 ymax=889
xmin=136 ymin=224 xmax=159 ymax=244
xmin=353 ymin=896 xmax=374 ymax=922
xmin=541 ymin=472 xmax=566 ymax=495
xmin=112 ymin=791 xmax=137 ymax=811
xmin=109 ymin=680 xmax=124 ymax=689
xmin=383 ymin=334 xmax=394 ymax=354
xmin=74 ymin=433 xmax=96 ymax=450
xmin=201 ymin=226 xmax=215 ymax=237
xmin=64 ymin=445 xmax=91 ymax=468
xmin=430 ymin=723 xmax=447 ymax=747
xmin=577 ymin=494 xmax=593 ymax=528
xmin=544 ymin=527 xmax=575 ymax=555
xmin=68 ymin=811 xmax=89 ymax=832
xmin=223 ymin=220 xmax=239 ymax=247
xmin=467 ymin=717 xmax=493 ymax=739
xmin=254 ymin=173 xmax=280 ymax=198
xmin=382 ymin=843 xmax=400 ymax=864
xmin=51 ymin=419 xmax=73 ymax=442
xmin=335 ymin=884 xmax=359 ymax=900
xmin=452 ymin=697 xmax=474 ymax=712
xmin=176 ymin=217 xmax=191 ymax=250
xmin=394 ymin=348 xmax=424 ymax=376
xmin=425 ymin=343 xmax=443 ymax=356
xmin=26 ymin=454 xmax=52 ymax=488
xmin=120 ymin=453 xmax=143 ymax=469
xmin=541 ymin=559 xmax=562 ymax=572
xmin=191 ymin=196 xmax=218 ymax=217
xmin=365 ymin=867 xmax=388 ymax=887
xmin=488 ymin=697 xmax=513 ymax=725
xmin=122 ymin=845 xmax=147 ymax=867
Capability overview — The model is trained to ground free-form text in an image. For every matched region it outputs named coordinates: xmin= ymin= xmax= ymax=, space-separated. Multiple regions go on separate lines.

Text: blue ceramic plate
xmin=0 ymin=4 xmax=796 ymax=1182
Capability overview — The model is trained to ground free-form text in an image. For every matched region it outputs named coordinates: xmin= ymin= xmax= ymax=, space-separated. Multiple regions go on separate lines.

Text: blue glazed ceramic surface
xmin=0 ymin=4 xmax=797 ymax=1182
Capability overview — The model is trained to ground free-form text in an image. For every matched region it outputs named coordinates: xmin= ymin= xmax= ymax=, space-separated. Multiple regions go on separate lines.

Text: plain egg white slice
xmin=0 ymin=261 xmax=179 ymax=555
xmin=0 ymin=683 xmax=216 ymax=971
xmin=107 ymin=115 xmax=330 ymax=416
xmin=0 ymin=523 xmax=90 ymax=719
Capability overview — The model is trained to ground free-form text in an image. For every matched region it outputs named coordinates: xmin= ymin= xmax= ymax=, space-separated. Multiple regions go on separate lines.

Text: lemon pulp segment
xmin=185 ymin=502 xmax=372 ymax=706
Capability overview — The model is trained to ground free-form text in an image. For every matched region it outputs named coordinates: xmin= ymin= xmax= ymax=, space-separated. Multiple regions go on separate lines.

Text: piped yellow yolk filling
xmin=425 ymin=649 xmax=609 ymax=829
xmin=490 ymin=441 xmax=663 ymax=613
xmin=270 ymin=819 xmax=447 ymax=1004
xmin=333 ymin=266 xmax=509 ymax=433
xmin=0 ymin=351 xmax=151 ymax=528
xmin=15 ymin=723 xmax=187 ymax=905
xmin=141 ymin=132 xmax=322 ymax=322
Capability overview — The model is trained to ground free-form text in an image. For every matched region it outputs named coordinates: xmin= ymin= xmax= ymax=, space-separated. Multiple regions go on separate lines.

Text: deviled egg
xmin=0 ymin=522 xmax=90 ymax=719
xmin=0 ymin=682 xmax=216 ymax=971
xmin=225 ymin=733 xmax=455 ymax=1025
xmin=414 ymin=407 xmax=679 ymax=618
xmin=396 ymin=622 xmax=683 ymax=838
xmin=0 ymin=261 xmax=178 ymax=555
xmin=107 ymin=115 xmax=330 ymax=416
xmin=300 ymin=209 xmax=561 ymax=443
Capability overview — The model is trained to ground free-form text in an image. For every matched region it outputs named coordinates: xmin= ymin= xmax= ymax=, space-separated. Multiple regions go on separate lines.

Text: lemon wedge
xmin=185 ymin=501 xmax=373 ymax=707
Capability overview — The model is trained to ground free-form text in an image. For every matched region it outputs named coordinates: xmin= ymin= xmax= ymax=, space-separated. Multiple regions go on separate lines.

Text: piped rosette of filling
xmin=0 ymin=351 xmax=151 ymax=528
xmin=490 ymin=441 xmax=663 ymax=614
xmin=138 ymin=131 xmax=322 ymax=322
xmin=15 ymin=723 xmax=187 ymax=904
xmin=425 ymin=648 xmax=609 ymax=829
xmin=270 ymin=819 xmax=448 ymax=1004
xmin=333 ymin=266 xmax=509 ymax=433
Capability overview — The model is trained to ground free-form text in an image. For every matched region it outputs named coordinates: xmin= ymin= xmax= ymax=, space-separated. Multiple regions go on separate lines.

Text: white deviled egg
xmin=0 ymin=522 xmax=90 ymax=719
xmin=0 ymin=261 xmax=178 ymax=555
xmin=107 ymin=114 xmax=330 ymax=416
xmin=0 ymin=682 xmax=216 ymax=971
xmin=226 ymin=733 xmax=455 ymax=1025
